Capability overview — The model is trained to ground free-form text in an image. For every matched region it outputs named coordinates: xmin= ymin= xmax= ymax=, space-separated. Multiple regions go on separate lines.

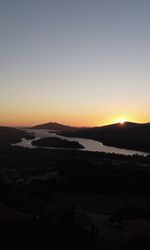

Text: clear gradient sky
xmin=1 ymin=0 xmax=150 ymax=127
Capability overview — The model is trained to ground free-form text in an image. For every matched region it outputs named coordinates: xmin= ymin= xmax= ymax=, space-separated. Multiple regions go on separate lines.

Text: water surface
xmin=14 ymin=129 xmax=148 ymax=156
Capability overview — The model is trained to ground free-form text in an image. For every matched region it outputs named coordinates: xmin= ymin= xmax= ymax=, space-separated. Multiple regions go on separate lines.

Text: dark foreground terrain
xmin=0 ymin=126 xmax=34 ymax=147
xmin=0 ymin=126 xmax=150 ymax=249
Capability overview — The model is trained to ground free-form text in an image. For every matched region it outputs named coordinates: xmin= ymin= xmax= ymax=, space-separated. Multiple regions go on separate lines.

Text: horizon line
xmin=1 ymin=120 xmax=150 ymax=128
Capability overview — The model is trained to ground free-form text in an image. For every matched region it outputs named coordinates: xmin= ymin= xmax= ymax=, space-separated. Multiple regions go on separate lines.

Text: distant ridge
xmin=98 ymin=121 xmax=150 ymax=129
xmin=32 ymin=122 xmax=77 ymax=131
xmin=59 ymin=122 xmax=150 ymax=153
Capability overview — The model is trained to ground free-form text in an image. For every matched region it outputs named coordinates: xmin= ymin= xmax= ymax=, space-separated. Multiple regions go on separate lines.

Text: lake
xmin=14 ymin=129 xmax=148 ymax=156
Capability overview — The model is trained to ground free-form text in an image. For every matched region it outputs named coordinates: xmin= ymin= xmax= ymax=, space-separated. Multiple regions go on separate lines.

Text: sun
xmin=116 ymin=118 xmax=126 ymax=124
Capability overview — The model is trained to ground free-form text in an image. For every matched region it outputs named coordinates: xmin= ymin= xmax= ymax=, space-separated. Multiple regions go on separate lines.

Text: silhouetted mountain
xmin=59 ymin=122 xmax=150 ymax=153
xmin=32 ymin=122 xmax=77 ymax=131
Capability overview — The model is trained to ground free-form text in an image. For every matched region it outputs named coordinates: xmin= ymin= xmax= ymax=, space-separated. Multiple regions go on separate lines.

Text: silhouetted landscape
xmin=2 ymin=0 xmax=150 ymax=248
xmin=32 ymin=122 xmax=78 ymax=131
xmin=59 ymin=122 xmax=150 ymax=153
xmin=1 ymin=124 xmax=150 ymax=249
xmin=32 ymin=137 xmax=84 ymax=149
xmin=0 ymin=126 xmax=34 ymax=148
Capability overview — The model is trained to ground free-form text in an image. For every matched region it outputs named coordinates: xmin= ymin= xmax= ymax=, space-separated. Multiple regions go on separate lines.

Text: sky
xmin=1 ymin=0 xmax=150 ymax=127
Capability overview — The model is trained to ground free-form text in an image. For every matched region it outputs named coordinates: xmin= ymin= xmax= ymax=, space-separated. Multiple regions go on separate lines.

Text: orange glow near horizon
xmin=1 ymin=1 xmax=150 ymax=130
xmin=0 ymin=111 xmax=149 ymax=128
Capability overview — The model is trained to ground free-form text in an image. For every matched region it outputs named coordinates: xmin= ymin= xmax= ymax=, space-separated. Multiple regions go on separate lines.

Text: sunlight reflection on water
xmin=14 ymin=129 xmax=148 ymax=156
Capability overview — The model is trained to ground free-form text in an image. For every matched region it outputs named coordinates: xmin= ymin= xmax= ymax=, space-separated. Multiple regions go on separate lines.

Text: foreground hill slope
xmin=32 ymin=122 xmax=77 ymax=131
xmin=59 ymin=122 xmax=150 ymax=152
xmin=0 ymin=126 xmax=33 ymax=148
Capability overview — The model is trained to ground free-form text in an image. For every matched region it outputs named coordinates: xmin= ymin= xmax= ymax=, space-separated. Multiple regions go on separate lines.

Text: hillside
xmin=59 ymin=122 xmax=150 ymax=153
xmin=0 ymin=127 xmax=34 ymax=148
xmin=32 ymin=122 xmax=77 ymax=131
